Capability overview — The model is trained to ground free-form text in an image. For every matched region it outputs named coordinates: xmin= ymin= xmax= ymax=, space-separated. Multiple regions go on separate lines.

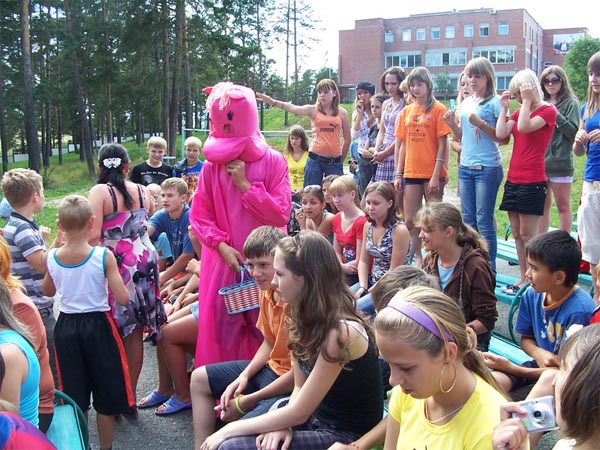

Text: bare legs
xmin=538 ymin=181 xmax=573 ymax=233
xmin=123 ymin=328 xmax=144 ymax=402
xmin=191 ymin=367 xmax=217 ymax=450
xmin=508 ymin=212 xmax=542 ymax=285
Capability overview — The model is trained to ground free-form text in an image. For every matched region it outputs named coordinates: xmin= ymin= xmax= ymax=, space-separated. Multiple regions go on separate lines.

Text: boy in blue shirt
xmin=147 ymin=178 xmax=195 ymax=287
xmin=485 ymin=230 xmax=595 ymax=395
xmin=173 ymin=136 xmax=204 ymax=200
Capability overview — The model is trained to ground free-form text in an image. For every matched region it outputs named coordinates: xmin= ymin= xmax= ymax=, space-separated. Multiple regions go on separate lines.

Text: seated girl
xmin=418 ymin=202 xmax=497 ymax=351
xmin=377 ymin=286 xmax=507 ymax=448
xmin=295 ymin=185 xmax=334 ymax=240
xmin=199 ymin=231 xmax=383 ymax=450
xmin=329 ymin=176 xmax=367 ymax=286
xmin=352 ymin=181 xmax=410 ymax=316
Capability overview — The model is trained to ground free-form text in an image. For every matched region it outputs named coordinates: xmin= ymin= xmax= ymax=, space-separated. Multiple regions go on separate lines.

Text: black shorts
xmin=506 ymin=359 xmax=539 ymax=393
xmin=499 ymin=181 xmax=547 ymax=216
xmin=404 ymin=177 xmax=447 ymax=185
xmin=54 ymin=312 xmax=135 ymax=415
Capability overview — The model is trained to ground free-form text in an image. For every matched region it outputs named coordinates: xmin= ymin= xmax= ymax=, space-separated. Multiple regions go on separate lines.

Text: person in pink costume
xmin=190 ymin=82 xmax=291 ymax=367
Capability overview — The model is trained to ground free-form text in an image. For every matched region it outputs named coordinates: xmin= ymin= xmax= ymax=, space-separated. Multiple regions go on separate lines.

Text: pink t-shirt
xmin=507 ymin=104 xmax=557 ymax=184
xmin=332 ymin=213 xmax=367 ymax=263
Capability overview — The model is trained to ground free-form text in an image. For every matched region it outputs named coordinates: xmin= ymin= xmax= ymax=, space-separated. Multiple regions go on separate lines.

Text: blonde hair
xmin=184 ymin=136 xmax=203 ymax=150
xmin=375 ymin=286 xmax=505 ymax=395
xmin=147 ymin=136 xmax=167 ymax=150
xmin=58 ymin=195 xmax=93 ymax=232
xmin=146 ymin=183 xmax=161 ymax=196
xmin=316 ymin=79 xmax=340 ymax=116
xmin=1 ymin=169 xmax=42 ymax=209
xmin=464 ymin=57 xmax=497 ymax=104
xmin=584 ymin=52 xmax=600 ymax=120
xmin=407 ymin=67 xmax=436 ymax=112
xmin=509 ymin=69 xmax=543 ymax=104
xmin=328 ymin=176 xmax=360 ymax=206
xmin=0 ymin=237 xmax=21 ymax=290
xmin=161 ymin=177 xmax=188 ymax=196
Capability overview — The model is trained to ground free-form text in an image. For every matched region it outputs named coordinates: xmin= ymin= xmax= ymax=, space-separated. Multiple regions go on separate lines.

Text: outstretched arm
xmin=256 ymin=93 xmax=316 ymax=119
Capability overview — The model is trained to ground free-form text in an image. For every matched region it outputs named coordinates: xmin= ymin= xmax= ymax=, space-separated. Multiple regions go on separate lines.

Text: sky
xmin=267 ymin=0 xmax=597 ymax=76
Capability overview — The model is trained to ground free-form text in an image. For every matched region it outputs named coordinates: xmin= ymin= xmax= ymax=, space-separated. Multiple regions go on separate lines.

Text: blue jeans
xmin=303 ymin=157 xmax=343 ymax=187
xmin=458 ymin=165 xmax=503 ymax=272
xmin=351 ymin=282 xmax=375 ymax=316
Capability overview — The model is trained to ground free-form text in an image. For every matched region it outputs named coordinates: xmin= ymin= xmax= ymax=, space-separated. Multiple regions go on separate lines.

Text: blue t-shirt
xmin=515 ymin=286 xmax=595 ymax=354
xmin=148 ymin=205 xmax=194 ymax=260
xmin=458 ymin=95 xmax=503 ymax=167
xmin=581 ymin=105 xmax=600 ymax=181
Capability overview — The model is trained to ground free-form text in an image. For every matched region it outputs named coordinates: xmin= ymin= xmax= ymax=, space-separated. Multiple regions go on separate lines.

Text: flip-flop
xmin=155 ymin=395 xmax=192 ymax=416
xmin=137 ymin=390 xmax=169 ymax=409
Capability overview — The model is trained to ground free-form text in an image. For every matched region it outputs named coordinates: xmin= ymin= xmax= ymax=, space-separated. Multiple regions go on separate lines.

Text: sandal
xmin=137 ymin=390 xmax=170 ymax=409
xmin=501 ymin=284 xmax=520 ymax=296
xmin=155 ymin=396 xmax=192 ymax=416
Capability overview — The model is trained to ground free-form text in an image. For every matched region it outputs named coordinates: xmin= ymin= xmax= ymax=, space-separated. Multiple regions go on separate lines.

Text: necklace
xmin=424 ymin=399 xmax=465 ymax=424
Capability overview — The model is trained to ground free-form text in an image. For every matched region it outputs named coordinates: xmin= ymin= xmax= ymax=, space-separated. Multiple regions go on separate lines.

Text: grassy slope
xmin=1 ymin=101 xmax=585 ymax=241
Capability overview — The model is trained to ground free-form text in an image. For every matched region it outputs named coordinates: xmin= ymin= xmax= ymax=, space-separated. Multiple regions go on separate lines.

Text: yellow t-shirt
xmin=285 ymin=151 xmax=308 ymax=191
xmin=388 ymin=375 xmax=505 ymax=450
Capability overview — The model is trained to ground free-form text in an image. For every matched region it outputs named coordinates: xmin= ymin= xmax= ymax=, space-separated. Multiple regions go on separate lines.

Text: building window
xmin=426 ymin=50 xmax=467 ymax=67
xmin=496 ymin=75 xmax=513 ymax=90
xmin=416 ymin=27 xmax=426 ymax=41
xmin=499 ymin=22 xmax=509 ymax=36
xmin=445 ymin=25 xmax=455 ymax=39
xmin=472 ymin=48 xmax=515 ymax=64
xmin=431 ymin=27 xmax=440 ymax=40
xmin=464 ymin=24 xmax=473 ymax=38
xmin=385 ymin=52 xmax=422 ymax=69
xmin=479 ymin=23 xmax=489 ymax=37
xmin=385 ymin=30 xmax=394 ymax=43
xmin=401 ymin=28 xmax=411 ymax=42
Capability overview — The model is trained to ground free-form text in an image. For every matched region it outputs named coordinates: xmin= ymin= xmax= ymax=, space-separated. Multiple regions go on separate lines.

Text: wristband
xmin=395 ymin=172 xmax=403 ymax=178
xmin=234 ymin=395 xmax=248 ymax=415
xmin=467 ymin=323 xmax=477 ymax=333
xmin=435 ymin=157 xmax=445 ymax=163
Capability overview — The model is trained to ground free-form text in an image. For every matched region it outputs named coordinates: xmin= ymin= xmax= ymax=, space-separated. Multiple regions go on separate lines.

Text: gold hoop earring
xmin=439 ymin=364 xmax=457 ymax=394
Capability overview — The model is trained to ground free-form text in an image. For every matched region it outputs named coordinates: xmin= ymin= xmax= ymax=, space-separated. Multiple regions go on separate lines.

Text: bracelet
xmin=395 ymin=172 xmax=403 ymax=178
xmin=435 ymin=157 xmax=445 ymax=163
xmin=234 ymin=395 xmax=248 ymax=415
xmin=467 ymin=323 xmax=477 ymax=333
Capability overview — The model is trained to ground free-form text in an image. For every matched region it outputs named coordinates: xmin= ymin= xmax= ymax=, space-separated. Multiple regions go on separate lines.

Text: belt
xmin=308 ymin=152 xmax=342 ymax=164
xmin=462 ymin=164 xmax=484 ymax=170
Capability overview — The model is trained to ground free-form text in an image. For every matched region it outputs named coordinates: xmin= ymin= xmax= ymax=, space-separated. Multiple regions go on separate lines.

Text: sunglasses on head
xmin=303 ymin=185 xmax=322 ymax=193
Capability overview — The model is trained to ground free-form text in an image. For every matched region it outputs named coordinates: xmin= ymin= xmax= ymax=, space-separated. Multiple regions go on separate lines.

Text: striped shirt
xmin=3 ymin=213 xmax=53 ymax=309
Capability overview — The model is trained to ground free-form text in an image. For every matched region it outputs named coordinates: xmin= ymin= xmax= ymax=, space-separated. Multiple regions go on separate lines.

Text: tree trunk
xmin=0 ymin=71 xmax=9 ymax=174
xmin=56 ymin=106 xmax=63 ymax=165
xmin=183 ymin=14 xmax=192 ymax=138
xmin=64 ymin=0 xmax=95 ymax=178
xmin=284 ymin=0 xmax=290 ymax=126
xmin=293 ymin=0 xmax=298 ymax=104
xmin=161 ymin=0 xmax=170 ymax=150
xmin=168 ymin=0 xmax=183 ymax=155
xmin=21 ymin=0 xmax=41 ymax=172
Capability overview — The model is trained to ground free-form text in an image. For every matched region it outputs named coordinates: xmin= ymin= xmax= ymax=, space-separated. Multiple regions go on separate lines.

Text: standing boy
xmin=190 ymin=226 xmax=293 ymax=447
xmin=42 ymin=195 xmax=133 ymax=450
xmin=148 ymin=178 xmax=195 ymax=286
xmin=173 ymin=136 xmax=204 ymax=199
xmin=1 ymin=169 xmax=60 ymax=381
xmin=130 ymin=136 xmax=173 ymax=186
xmin=485 ymin=230 xmax=596 ymax=394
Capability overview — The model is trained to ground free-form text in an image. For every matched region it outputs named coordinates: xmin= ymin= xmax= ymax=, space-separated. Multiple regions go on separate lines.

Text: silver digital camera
xmin=511 ymin=396 xmax=557 ymax=433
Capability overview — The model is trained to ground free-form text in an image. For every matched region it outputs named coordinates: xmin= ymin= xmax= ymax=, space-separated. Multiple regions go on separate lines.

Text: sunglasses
xmin=303 ymin=185 xmax=322 ymax=193
xmin=543 ymin=77 xmax=561 ymax=85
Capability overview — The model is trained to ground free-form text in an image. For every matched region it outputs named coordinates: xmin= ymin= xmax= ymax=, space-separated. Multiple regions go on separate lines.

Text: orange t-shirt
xmin=256 ymin=289 xmax=291 ymax=376
xmin=310 ymin=110 xmax=343 ymax=157
xmin=395 ymin=102 xmax=451 ymax=179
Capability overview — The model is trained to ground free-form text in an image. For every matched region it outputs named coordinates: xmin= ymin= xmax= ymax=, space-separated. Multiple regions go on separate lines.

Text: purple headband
xmin=387 ymin=299 xmax=454 ymax=342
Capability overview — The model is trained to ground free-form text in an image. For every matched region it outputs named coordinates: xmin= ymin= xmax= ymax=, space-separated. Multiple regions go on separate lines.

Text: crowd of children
xmin=1 ymin=52 xmax=600 ymax=450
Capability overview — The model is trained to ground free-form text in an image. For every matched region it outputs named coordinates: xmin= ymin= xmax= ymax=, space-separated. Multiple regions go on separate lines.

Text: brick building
xmin=338 ymin=8 xmax=588 ymax=100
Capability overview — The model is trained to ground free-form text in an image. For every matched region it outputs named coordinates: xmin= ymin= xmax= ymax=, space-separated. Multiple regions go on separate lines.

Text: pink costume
xmin=190 ymin=83 xmax=291 ymax=367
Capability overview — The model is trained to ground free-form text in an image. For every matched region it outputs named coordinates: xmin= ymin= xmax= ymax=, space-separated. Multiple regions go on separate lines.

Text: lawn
xmin=1 ymin=101 xmax=586 ymax=243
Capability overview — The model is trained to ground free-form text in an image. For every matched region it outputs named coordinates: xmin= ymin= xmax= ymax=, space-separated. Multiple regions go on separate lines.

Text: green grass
xmin=1 ymin=101 xmax=585 ymax=242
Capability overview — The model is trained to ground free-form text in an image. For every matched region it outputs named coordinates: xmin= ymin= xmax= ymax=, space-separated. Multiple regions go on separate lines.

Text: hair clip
xmin=103 ymin=157 xmax=121 ymax=169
